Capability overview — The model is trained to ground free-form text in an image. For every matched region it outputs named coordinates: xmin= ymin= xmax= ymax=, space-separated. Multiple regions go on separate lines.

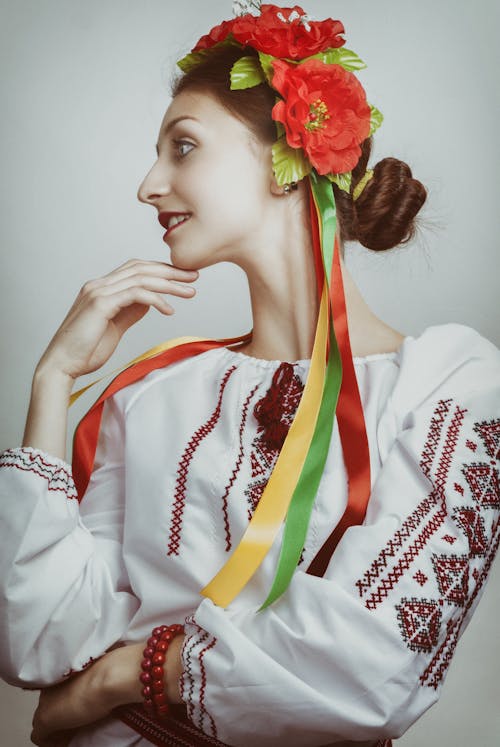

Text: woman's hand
xmin=37 ymin=259 xmax=199 ymax=381
xmin=30 ymin=635 xmax=185 ymax=745
xmin=30 ymin=662 xmax=109 ymax=747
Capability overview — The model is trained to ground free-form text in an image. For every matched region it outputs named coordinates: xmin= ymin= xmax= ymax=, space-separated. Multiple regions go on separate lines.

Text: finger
xmin=101 ymin=259 xmax=199 ymax=282
xmin=80 ymin=268 xmax=198 ymax=303
xmin=77 ymin=285 xmax=175 ymax=318
xmin=101 ymin=286 xmax=178 ymax=317
xmin=96 ymin=274 xmax=197 ymax=300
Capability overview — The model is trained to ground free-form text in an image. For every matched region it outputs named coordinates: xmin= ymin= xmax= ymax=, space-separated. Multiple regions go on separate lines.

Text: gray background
xmin=1 ymin=1 xmax=499 ymax=744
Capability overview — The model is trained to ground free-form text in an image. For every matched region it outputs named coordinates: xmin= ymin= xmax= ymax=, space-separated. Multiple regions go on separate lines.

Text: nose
xmin=137 ymin=159 xmax=171 ymax=206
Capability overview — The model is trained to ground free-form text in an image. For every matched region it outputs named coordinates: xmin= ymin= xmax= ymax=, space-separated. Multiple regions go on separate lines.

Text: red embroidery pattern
xmin=413 ymin=570 xmax=428 ymax=586
xmin=452 ymin=507 xmax=488 ymax=556
xmin=419 ymin=398 xmax=453 ymax=478
xmin=356 ymin=395 xmax=499 ymax=692
xmin=355 ymin=401 xmax=466 ymax=608
xmin=431 ymin=553 xmax=470 ymax=606
xmin=181 ymin=621 xmax=207 ymax=723
xmin=114 ymin=702 xmax=231 ymax=746
xmin=474 ymin=418 xmax=500 ymax=459
xmin=419 ymin=516 xmax=500 ymax=689
xmin=218 ymin=384 xmax=260 ymax=551
xmin=168 ymin=367 xmax=237 ymax=556
xmin=0 ymin=447 xmax=77 ymax=500
xmin=442 ymin=534 xmax=457 ymax=544
xmin=180 ymin=613 xmax=219 ymax=740
xmin=198 ymin=637 xmax=218 ymax=737
xmin=462 ymin=462 xmax=500 ymax=509
xmin=244 ymin=363 xmax=305 ymax=521
xmin=62 ymin=655 xmax=99 ymax=678
xmin=395 ymin=598 xmax=442 ymax=653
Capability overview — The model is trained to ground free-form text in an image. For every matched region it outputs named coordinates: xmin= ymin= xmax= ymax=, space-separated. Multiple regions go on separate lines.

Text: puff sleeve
xmin=178 ymin=325 xmax=500 ymax=747
xmin=0 ymin=394 xmax=139 ymax=688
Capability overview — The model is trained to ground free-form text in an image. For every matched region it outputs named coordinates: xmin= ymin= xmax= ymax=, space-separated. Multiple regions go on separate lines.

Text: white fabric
xmin=0 ymin=322 xmax=499 ymax=746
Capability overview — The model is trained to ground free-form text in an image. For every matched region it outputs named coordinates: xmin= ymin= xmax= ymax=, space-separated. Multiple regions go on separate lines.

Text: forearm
xmin=102 ymin=635 xmax=185 ymax=709
xmin=22 ymin=362 xmax=75 ymax=462
xmin=30 ymin=636 xmax=185 ymax=745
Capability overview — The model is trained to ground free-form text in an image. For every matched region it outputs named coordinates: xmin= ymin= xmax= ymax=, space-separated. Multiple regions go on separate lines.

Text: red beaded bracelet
xmin=139 ymin=623 xmax=185 ymax=720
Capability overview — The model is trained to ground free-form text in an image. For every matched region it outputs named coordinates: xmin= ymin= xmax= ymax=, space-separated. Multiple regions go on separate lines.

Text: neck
xmin=233 ymin=241 xmax=385 ymax=363
xmin=228 ymin=182 xmax=405 ymax=362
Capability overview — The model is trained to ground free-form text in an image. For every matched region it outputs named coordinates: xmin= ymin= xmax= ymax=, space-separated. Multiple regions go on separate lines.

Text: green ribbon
xmin=258 ymin=173 xmax=342 ymax=610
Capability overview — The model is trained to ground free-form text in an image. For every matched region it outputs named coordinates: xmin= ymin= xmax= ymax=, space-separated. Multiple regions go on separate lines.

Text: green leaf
xmin=258 ymin=51 xmax=275 ymax=84
xmin=369 ymin=104 xmax=384 ymax=136
xmin=275 ymin=119 xmax=286 ymax=139
xmin=326 ymin=171 xmax=352 ymax=193
xmin=177 ymin=49 xmax=212 ymax=73
xmin=176 ymin=38 xmax=241 ymax=73
xmin=304 ymin=47 xmax=367 ymax=72
xmin=272 ymin=136 xmax=312 ymax=186
xmin=230 ymin=56 xmax=266 ymax=90
xmin=273 ymin=97 xmax=286 ymax=139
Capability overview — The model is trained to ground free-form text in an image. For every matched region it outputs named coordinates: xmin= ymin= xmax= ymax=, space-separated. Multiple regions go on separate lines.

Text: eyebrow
xmin=155 ymin=116 xmax=200 ymax=155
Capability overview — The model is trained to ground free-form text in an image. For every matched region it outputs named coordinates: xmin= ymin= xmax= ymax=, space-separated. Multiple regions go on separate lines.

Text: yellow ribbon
xmin=352 ymin=168 xmax=374 ymax=201
xmin=69 ymin=332 xmax=252 ymax=407
xmin=200 ymin=279 xmax=329 ymax=607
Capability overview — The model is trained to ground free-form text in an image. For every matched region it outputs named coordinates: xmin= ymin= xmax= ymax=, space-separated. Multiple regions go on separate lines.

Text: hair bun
xmin=354 ymin=157 xmax=427 ymax=250
xmin=333 ymin=141 xmax=427 ymax=252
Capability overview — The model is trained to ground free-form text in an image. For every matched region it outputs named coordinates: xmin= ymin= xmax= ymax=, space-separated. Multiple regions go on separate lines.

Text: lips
xmin=158 ymin=211 xmax=192 ymax=230
xmin=158 ymin=211 xmax=192 ymax=242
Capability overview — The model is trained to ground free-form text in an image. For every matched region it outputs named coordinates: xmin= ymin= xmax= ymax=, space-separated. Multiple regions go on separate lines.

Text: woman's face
xmin=137 ymin=90 xmax=276 ymax=271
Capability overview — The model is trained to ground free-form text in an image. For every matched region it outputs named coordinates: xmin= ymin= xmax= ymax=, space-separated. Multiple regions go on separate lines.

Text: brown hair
xmin=170 ymin=44 xmax=427 ymax=252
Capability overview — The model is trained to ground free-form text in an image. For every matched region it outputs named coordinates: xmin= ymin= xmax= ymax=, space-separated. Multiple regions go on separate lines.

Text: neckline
xmin=220 ymin=336 xmax=412 ymax=368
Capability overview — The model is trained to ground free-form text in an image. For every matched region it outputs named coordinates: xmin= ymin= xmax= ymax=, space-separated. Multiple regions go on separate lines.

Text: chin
xmin=174 ymin=235 xmax=236 ymax=266
xmin=168 ymin=247 xmax=212 ymax=272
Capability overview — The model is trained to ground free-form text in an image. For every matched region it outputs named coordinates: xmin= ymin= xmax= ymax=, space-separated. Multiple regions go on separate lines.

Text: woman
xmin=0 ymin=3 xmax=499 ymax=746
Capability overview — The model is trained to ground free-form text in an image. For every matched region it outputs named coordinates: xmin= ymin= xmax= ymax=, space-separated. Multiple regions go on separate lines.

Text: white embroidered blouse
xmin=0 ymin=322 xmax=499 ymax=747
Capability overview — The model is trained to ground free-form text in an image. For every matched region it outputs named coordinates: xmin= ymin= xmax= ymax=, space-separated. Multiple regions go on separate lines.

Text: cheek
xmin=201 ymin=181 xmax=260 ymax=227
xmin=188 ymin=151 xmax=266 ymax=233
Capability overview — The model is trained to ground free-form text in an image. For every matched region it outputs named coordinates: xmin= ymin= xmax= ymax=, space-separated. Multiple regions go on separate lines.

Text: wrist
xmin=165 ymin=634 xmax=185 ymax=704
xmin=139 ymin=624 xmax=185 ymax=719
xmin=100 ymin=644 xmax=144 ymax=710
xmin=33 ymin=358 xmax=76 ymax=393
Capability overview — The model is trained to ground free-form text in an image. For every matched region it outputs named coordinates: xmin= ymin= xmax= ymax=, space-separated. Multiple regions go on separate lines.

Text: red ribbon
xmin=305 ymin=187 xmax=371 ymax=577
xmin=72 ymin=339 xmax=233 ymax=501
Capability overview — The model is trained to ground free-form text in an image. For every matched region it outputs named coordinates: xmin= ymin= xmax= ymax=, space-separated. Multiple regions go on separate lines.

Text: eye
xmin=173 ymin=139 xmax=195 ymax=159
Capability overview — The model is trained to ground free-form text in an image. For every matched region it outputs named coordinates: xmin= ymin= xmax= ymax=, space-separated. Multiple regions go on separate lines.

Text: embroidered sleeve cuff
xmin=180 ymin=611 xmax=221 ymax=743
xmin=0 ymin=446 xmax=77 ymax=499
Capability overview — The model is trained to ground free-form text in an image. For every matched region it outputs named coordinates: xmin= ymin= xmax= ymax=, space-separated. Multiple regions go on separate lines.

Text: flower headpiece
xmin=176 ymin=3 xmax=385 ymax=611
xmin=177 ymin=1 xmax=383 ymax=193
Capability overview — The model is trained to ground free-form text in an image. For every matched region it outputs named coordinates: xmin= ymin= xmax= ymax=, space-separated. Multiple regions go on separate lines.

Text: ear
xmin=269 ymin=171 xmax=286 ymax=196
xmin=270 ymin=173 xmax=301 ymax=196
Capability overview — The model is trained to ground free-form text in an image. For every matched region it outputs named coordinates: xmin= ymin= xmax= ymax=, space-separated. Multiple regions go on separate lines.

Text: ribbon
xmin=306 ymin=183 xmax=372 ymax=577
xmin=258 ymin=171 xmax=373 ymax=601
xmin=69 ymin=170 xmax=372 ymax=610
xmin=71 ymin=333 xmax=252 ymax=500
xmin=201 ymin=276 xmax=330 ymax=607
xmin=257 ymin=173 xmax=341 ymax=608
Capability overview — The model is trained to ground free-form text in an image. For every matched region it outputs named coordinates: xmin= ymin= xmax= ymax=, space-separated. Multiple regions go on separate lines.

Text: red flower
xmin=232 ymin=4 xmax=345 ymax=59
xmin=192 ymin=19 xmax=237 ymax=51
xmin=191 ymin=5 xmax=345 ymax=59
xmin=271 ymin=58 xmax=371 ymax=175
